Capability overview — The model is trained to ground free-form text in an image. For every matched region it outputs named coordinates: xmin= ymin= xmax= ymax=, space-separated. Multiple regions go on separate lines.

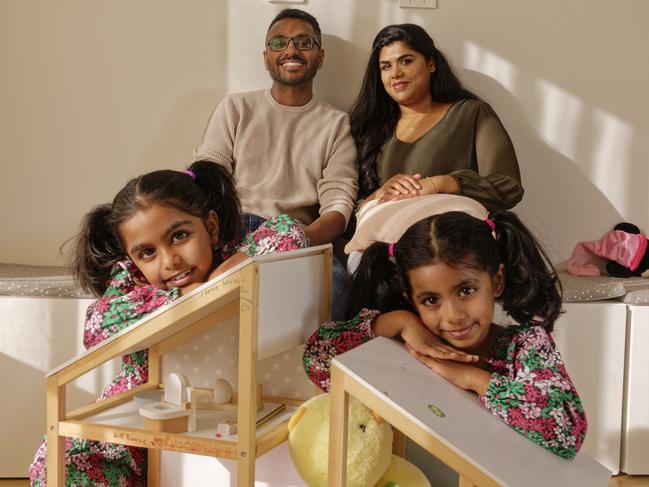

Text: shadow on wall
xmin=464 ymin=40 xmax=649 ymax=234
xmin=460 ymin=69 xmax=623 ymax=261
xmin=315 ymin=34 xmax=370 ymax=112
xmin=458 ymin=38 xmax=647 ymax=258
xmin=313 ymin=0 xmax=405 ymax=111
xmin=0 ymin=352 xmax=111 ymax=477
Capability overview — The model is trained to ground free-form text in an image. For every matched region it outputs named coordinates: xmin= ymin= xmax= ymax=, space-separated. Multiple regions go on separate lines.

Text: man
xmin=194 ymin=9 xmax=358 ymax=319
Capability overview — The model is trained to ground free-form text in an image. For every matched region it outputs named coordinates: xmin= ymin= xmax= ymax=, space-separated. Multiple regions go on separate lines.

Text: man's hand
xmin=303 ymin=211 xmax=346 ymax=245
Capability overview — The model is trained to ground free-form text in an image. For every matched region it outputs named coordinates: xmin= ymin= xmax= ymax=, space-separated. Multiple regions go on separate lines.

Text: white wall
xmin=1 ymin=0 xmax=647 ymax=265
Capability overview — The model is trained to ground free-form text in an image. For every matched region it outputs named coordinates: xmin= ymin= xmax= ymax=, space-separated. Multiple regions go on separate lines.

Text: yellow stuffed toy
xmin=288 ymin=393 xmax=431 ymax=487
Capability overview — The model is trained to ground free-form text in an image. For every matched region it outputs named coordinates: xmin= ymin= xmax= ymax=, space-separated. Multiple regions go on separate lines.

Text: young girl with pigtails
xmin=304 ymin=194 xmax=587 ymax=460
xmin=30 ymin=160 xmax=309 ymax=486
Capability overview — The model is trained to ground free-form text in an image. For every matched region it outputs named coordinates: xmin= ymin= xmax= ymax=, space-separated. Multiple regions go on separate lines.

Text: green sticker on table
xmin=428 ymin=404 xmax=445 ymax=417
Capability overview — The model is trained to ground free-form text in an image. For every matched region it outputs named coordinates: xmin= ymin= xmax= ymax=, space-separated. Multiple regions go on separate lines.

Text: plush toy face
xmin=288 ymin=393 xmax=393 ymax=487
xmin=606 ymin=223 xmax=649 ymax=277
xmin=288 ymin=394 xmax=431 ymax=487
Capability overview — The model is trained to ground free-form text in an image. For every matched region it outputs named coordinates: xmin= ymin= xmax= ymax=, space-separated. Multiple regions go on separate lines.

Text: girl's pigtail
xmin=345 ymin=242 xmax=412 ymax=317
xmin=491 ymin=211 xmax=563 ymax=331
xmin=189 ymin=160 xmax=241 ymax=245
xmin=72 ymin=204 xmax=123 ymax=296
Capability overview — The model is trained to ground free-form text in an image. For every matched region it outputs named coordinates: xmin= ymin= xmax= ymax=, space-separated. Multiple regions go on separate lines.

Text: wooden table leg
xmin=147 ymin=343 xmax=162 ymax=487
xmin=46 ymin=375 xmax=65 ymax=487
xmin=148 ymin=449 xmax=161 ymax=486
xmin=237 ymin=264 xmax=259 ymax=487
xmin=329 ymin=364 xmax=349 ymax=487
xmin=392 ymin=427 xmax=406 ymax=457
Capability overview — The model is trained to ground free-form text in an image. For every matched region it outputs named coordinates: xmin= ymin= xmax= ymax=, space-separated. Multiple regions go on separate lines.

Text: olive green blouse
xmin=378 ymin=99 xmax=523 ymax=211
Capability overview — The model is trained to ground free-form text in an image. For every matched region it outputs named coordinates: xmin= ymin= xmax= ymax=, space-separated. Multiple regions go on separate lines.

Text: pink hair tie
xmin=485 ymin=218 xmax=496 ymax=232
xmin=388 ymin=242 xmax=396 ymax=257
xmin=183 ymin=169 xmax=196 ymax=181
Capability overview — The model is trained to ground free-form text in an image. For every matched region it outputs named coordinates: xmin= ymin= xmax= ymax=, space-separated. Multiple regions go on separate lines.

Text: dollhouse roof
xmin=48 ymin=245 xmax=330 ymax=378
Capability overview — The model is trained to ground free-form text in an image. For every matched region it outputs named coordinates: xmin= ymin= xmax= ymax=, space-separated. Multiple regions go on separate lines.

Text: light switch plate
xmin=398 ymin=0 xmax=437 ymax=8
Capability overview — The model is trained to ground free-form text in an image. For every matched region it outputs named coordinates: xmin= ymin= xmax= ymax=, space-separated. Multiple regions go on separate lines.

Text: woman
xmin=350 ymin=24 xmax=523 ymax=211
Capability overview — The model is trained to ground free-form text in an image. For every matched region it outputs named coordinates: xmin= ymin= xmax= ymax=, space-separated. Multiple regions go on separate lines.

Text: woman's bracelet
xmin=425 ymin=176 xmax=437 ymax=193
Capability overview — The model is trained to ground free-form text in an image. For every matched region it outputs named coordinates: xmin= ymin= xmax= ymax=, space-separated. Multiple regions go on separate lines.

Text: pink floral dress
xmin=303 ymin=311 xmax=587 ymax=459
xmin=30 ymin=215 xmax=308 ymax=486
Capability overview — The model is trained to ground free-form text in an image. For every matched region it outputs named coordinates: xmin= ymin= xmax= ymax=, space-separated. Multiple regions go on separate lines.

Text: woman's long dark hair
xmin=70 ymin=160 xmax=241 ymax=296
xmin=346 ymin=211 xmax=563 ymax=331
xmin=349 ymin=24 xmax=478 ymax=198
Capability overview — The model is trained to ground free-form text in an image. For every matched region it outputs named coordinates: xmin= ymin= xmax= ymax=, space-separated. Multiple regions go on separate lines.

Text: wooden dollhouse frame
xmin=45 ymin=245 xmax=332 ymax=487
xmin=328 ymin=337 xmax=611 ymax=487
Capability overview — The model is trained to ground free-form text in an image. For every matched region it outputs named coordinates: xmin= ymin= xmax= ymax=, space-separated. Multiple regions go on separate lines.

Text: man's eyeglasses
xmin=266 ymin=36 xmax=320 ymax=52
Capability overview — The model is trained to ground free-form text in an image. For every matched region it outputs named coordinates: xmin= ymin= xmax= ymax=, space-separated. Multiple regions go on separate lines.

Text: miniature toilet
xmin=139 ymin=373 xmax=192 ymax=433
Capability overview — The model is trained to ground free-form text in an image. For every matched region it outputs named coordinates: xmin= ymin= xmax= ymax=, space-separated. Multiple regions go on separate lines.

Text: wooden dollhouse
xmin=44 ymin=245 xmax=331 ymax=487
xmin=328 ymin=337 xmax=612 ymax=487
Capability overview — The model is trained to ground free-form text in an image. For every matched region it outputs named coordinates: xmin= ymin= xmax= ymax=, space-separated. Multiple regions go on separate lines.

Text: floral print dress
xmin=303 ymin=310 xmax=587 ymax=460
xmin=30 ymin=215 xmax=308 ymax=486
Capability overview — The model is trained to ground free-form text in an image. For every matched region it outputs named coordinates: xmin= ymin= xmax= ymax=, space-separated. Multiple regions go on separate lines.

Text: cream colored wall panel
xmin=160 ymin=443 xmax=306 ymax=487
xmin=553 ymin=302 xmax=627 ymax=474
xmin=621 ymin=305 xmax=649 ymax=474
xmin=0 ymin=296 xmax=116 ymax=477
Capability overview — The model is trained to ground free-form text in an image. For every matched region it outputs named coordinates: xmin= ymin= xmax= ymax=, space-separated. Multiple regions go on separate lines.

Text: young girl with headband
xmin=304 ymin=194 xmax=587 ymax=459
xmin=30 ymin=160 xmax=309 ymax=486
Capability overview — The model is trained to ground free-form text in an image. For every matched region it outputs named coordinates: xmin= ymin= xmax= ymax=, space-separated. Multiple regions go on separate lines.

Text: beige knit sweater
xmin=194 ymin=89 xmax=358 ymax=225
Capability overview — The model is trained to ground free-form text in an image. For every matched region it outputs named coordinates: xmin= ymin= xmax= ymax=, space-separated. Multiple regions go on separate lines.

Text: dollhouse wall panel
xmin=159 ymin=252 xmax=324 ymax=400
xmin=257 ymin=254 xmax=325 ymax=360
xmin=160 ymin=316 xmax=314 ymax=400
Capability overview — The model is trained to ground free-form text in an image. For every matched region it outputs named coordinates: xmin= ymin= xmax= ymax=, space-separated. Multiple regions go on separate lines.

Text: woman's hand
xmin=408 ymin=348 xmax=490 ymax=395
xmin=372 ymin=173 xmax=422 ymax=203
xmin=374 ymin=310 xmax=478 ymax=363
xmin=382 ymin=173 xmax=423 ymax=196
xmin=375 ymin=174 xmax=461 ymax=203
